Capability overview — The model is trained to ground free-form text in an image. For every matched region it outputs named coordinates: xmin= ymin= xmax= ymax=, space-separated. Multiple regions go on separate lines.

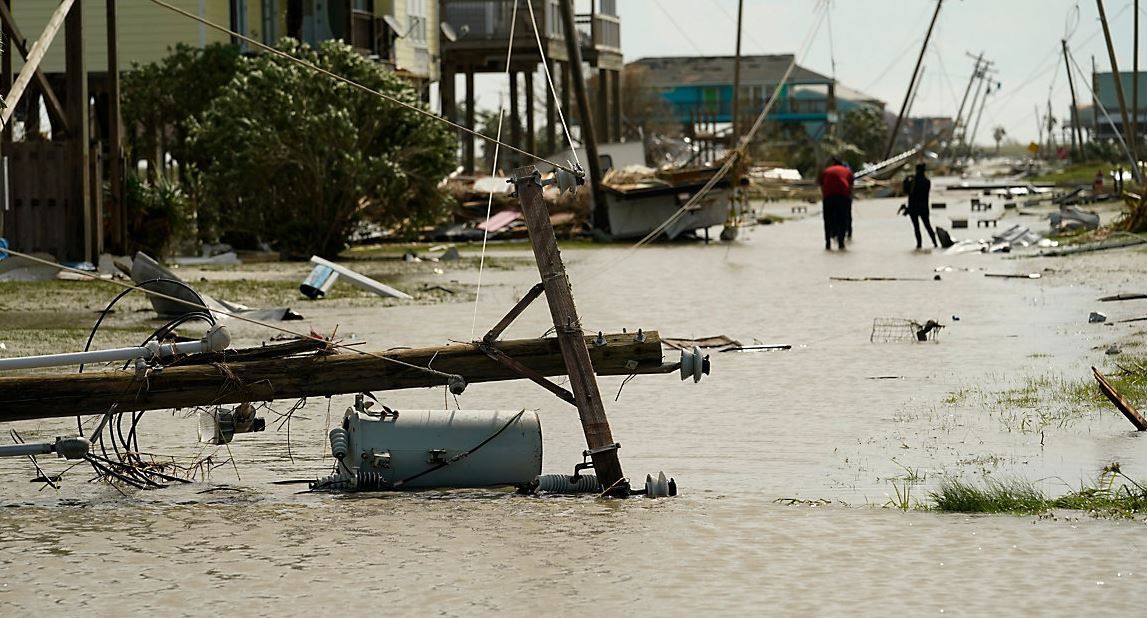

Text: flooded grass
xmin=931 ymin=468 xmax=1147 ymax=518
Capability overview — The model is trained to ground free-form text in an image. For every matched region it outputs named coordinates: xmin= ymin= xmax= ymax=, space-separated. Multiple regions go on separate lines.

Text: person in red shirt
xmin=818 ymin=157 xmax=853 ymax=250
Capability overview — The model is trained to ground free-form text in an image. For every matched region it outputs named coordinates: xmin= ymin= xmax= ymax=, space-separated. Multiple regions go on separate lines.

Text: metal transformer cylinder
xmin=344 ymin=409 xmax=542 ymax=489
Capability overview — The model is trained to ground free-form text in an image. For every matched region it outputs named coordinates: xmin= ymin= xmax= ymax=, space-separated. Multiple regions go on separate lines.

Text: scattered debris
xmin=1100 ymin=293 xmax=1147 ymax=302
xmin=130 ymin=252 xmax=302 ymax=320
xmin=984 ymin=272 xmax=1041 ymax=279
xmin=1093 ymin=366 xmax=1147 ymax=431
xmin=1037 ymin=235 xmax=1146 ymax=257
xmin=1050 ymin=206 xmax=1100 ymax=233
xmin=830 ymin=276 xmax=936 ymax=282
xmin=1107 ymin=346 xmax=1122 ymax=356
xmin=300 ymin=255 xmax=412 ymax=300
xmin=1090 ymin=311 xmax=1108 ymax=323
xmin=870 ymin=318 xmax=943 ymax=343
xmin=662 ymin=335 xmax=789 ymax=353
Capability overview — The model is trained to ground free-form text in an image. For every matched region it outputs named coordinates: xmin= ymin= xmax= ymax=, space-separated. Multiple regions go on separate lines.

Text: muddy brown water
xmin=2 ymin=181 xmax=1146 ymax=614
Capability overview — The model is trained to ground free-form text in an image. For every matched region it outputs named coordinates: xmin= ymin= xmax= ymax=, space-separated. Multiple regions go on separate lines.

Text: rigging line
xmin=598 ymin=1 xmax=830 ymax=261
xmin=653 ymin=1 xmax=705 ymax=56
xmin=0 ymin=247 xmax=460 ymax=382
xmin=471 ymin=0 xmax=520 ymax=340
xmin=525 ymin=0 xmax=581 ymax=168
xmin=142 ymin=0 xmax=579 ymax=176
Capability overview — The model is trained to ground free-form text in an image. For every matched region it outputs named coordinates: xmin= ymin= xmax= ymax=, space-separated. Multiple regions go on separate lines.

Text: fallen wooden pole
xmin=1093 ymin=366 xmax=1147 ymax=431
xmin=0 ymin=332 xmax=668 ymax=423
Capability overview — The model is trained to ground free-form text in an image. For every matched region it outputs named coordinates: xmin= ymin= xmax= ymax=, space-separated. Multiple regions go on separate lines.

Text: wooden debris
xmin=1092 ymin=366 xmax=1147 ymax=431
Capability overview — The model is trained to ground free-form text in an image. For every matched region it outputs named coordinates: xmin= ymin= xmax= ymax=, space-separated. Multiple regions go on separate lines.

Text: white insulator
xmin=329 ymin=427 xmax=349 ymax=460
xmin=645 ymin=471 xmax=671 ymax=498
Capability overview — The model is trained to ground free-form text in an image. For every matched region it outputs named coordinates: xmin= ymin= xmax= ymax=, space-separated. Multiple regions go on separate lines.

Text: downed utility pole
xmin=513 ymin=164 xmax=625 ymax=491
xmin=0 ymin=332 xmax=667 ymax=423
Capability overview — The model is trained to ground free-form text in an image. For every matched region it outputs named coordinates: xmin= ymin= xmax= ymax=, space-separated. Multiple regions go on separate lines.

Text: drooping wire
xmin=525 ymin=0 xmax=582 ymax=169
xmin=470 ymin=0 xmax=520 ymax=340
xmin=142 ymin=0 xmax=580 ymax=176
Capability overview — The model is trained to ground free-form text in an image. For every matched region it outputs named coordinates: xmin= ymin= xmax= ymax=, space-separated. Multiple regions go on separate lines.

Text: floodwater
xmin=3 ymin=180 xmax=1147 ymax=615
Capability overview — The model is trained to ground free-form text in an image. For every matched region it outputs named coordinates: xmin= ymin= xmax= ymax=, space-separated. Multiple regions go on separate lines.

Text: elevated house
xmin=1 ymin=1 xmax=437 ymax=262
xmin=440 ymin=0 xmax=622 ymax=173
xmin=625 ymin=55 xmax=883 ymax=141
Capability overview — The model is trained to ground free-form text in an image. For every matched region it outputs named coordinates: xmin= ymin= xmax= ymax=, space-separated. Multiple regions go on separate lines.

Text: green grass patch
xmin=1030 ymin=161 xmax=1117 ymax=185
xmin=931 ymin=470 xmax=1147 ymax=519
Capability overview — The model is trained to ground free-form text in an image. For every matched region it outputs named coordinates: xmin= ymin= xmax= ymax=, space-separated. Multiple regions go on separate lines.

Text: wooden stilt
xmin=512 ymin=164 xmax=626 ymax=492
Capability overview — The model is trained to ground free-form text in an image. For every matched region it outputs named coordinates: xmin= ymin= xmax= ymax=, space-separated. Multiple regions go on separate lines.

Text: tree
xmin=122 ymin=43 xmax=241 ymax=175
xmin=188 ymin=40 xmax=457 ymax=257
xmin=992 ymin=126 xmax=1007 ymax=155
xmin=838 ymin=106 xmax=889 ymax=165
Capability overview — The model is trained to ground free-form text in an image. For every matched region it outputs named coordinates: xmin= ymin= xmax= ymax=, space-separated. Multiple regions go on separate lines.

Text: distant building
xmin=624 ymin=55 xmax=884 ymax=137
xmin=1090 ymin=71 xmax=1147 ymax=141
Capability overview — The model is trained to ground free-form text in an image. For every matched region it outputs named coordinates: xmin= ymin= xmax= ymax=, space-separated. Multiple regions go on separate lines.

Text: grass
xmin=1030 ymin=161 xmax=1114 ymax=186
xmin=931 ymin=468 xmax=1147 ymax=519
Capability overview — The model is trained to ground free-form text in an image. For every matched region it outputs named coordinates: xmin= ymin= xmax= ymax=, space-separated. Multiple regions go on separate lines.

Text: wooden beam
xmin=65 ymin=0 xmax=93 ymax=263
xmin=0 ymin=0 xmax=69 ymax=133
xmin=0 ymin=332 xmax=667 ymax=422
xmin=0 ymin=0 xmax=75 ymax=130
xmin=513 ymin=164 xmax=625 ymax=490
xmin=558 ymin=0 xmax=609 ymax=233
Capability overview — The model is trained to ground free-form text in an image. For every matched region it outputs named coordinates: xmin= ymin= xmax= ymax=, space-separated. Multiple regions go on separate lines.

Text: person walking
xmin=818 ymin=157 xmax=853 ymax=250
xmin=903 ymin=163 xmax=937 ymax=250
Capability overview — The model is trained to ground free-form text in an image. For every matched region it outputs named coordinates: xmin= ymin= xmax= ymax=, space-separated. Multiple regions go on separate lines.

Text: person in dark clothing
xmin=902 ymin=163 xmax=937 ymax=250
xmin=818 ymin=157 xmax=853 ymax=250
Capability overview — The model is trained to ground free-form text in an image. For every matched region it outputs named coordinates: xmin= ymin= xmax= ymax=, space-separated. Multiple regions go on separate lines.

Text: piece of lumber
xmin=0 ymin=0 xmax=74 ymax=129
xmin=1092 ymin=366 xmax=1147 ymax=431
xmin=0 ymin=332 xmax=667 ymax=422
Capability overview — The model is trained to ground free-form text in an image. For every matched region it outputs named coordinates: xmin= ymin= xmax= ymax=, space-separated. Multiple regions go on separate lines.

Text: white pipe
xmin=309 ymin=255 xmax=413 ymax=300
xmin=0 ymin=325 xmax=231 ymax=371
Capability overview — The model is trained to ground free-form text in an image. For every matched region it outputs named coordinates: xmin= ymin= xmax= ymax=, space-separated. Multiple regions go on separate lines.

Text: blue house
xmin=626 ymin=55 xmax=884 ymax=138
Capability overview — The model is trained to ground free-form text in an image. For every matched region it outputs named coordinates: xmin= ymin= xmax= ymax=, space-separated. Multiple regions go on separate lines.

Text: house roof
xmin=628 ymin=55 xmax=833 ymax=87
xmin=627 ymin=55 xmax=883 ymax=106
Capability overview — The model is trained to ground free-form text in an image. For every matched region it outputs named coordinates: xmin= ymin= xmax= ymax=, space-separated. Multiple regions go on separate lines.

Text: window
xmin=407 ymin=0 xmax=427 ymax=45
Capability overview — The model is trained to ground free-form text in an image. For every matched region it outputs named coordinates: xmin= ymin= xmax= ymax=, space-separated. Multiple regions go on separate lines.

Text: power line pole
xmin=1097 ymin=0 xmax=1134 ymax=161
xmin=884 ymin=0 xmax=943 ymax=159
xmin=946 ymin=52 xmax=983 ymax=157
xmin=1063 ymin=39 xmax=1084 ymax=160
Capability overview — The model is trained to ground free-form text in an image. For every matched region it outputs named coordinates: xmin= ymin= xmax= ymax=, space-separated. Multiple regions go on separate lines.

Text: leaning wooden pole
xmin=884 ymin=0 xmax=943 ymax=160
xmin=1097 ymin=0 xmax=1139 ymax=182
xmin=513 ymin=164 xmax=625 ymax=490
xmin=1063 ymin=39 xmax=1083 ymax=160
xmin=0 ymin=332 xmax=667 ymax=423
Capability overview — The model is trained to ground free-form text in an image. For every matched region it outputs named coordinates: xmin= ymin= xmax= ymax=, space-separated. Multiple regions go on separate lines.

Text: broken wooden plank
xmin=0 ymin=0 xmax=74 ymax=129
xmin=1092 ymin=366 xmax=1147 ymax=431
xmin=0 ymin=331 xmax=667 ymax=422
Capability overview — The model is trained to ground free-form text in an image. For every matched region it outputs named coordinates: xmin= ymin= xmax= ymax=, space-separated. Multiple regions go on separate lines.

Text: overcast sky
xmin=612 ymin=0 xmax=1144 ymax=145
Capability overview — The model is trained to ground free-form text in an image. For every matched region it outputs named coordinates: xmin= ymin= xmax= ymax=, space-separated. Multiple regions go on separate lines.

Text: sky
xmin=612 ymin=0 xmax=1146 ymax=146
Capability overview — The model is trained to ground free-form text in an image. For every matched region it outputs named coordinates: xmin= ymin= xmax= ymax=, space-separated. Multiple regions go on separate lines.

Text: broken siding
xmin=13 ymin=0 xmax=231 ymax=74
